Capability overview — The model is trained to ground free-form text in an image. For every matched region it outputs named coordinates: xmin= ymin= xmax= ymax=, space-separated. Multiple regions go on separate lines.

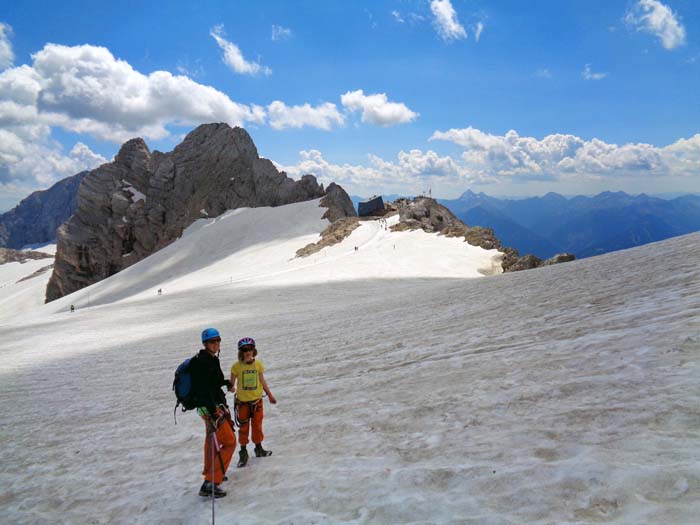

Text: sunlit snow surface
xmin=0 ymin=200 xmax=698 ymax=524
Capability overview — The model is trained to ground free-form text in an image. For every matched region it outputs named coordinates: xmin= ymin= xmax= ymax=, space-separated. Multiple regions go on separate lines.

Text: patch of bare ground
xmin=296 ymin=217 xmax=361 ymax=258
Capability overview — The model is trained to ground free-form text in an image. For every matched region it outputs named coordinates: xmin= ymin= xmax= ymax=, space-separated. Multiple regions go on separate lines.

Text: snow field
xmin=0 ymin=201 xmax=698 ymax=524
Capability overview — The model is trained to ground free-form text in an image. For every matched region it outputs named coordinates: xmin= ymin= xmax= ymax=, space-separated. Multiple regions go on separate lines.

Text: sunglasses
xmin=241 ymin=346 xmax=255 ymax=352
xmin=207 ymin=338 xmax=222 ymax=343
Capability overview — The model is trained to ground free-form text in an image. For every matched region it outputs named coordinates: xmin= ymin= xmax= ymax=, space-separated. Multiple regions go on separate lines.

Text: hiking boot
xmin=199 ymin=481 xmax=226 ymax=498
xmin=254 ymin=443 xmax=272 ymax=457
xmin=237 ymin=447 xmax=249 ymax=467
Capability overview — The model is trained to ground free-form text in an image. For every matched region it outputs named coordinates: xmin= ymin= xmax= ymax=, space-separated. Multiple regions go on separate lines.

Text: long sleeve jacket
xmin=189 ymin=349 xmax=228 ymax=415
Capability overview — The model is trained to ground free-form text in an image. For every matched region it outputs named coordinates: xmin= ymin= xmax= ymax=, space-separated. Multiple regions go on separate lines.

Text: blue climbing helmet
xmin=201 ymin=327 xmax=221 ymax=343
xmin=238 ymin=337 xmax=256 ymax=349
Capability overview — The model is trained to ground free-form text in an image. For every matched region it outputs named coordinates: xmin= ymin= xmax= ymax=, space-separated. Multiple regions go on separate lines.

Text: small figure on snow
xmin=157 ymin=288 xmax=162 ymax=296
xmin=230 ymin=337 xmax=276 ymax=467
xmin=191 ymin=328 xmax=236 ymax=498
xmin=70 ymin=304 xmax=74 ymax=313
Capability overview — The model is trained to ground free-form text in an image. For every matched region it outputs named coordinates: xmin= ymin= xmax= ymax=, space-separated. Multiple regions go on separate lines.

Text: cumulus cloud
xmin=210 ymin=25 xmax=272 ymax=76
xmin=271 ymin=25 xmax=292 ymax=41
xmin=430 ymin=0 xmax=467 ymax=42
xmin=625 ymin=0 xmax=686 ymax=50
xmin=430 ymin=126 xmax=699 ymax=181
xmin=0 ymin=123 xmax=107 ymax=195
xmin=340 ymin=90 xmax=418 ymax=127
xmin=0 ymin=43 xmax=267 ymax=144
xmin=277 ymin=148 xmax=486 ymax=196
xmin=277 ymin=127 xmax=700 ymax=197
xmin=582 ymin=64 xmax=608 ymax=80
xmin=0 ymin=22 xmax=13 ymax=70
xmin=267 ymin=101 xmax=344 ymax=130
xmin=391 ymin=10 xmax=405 ymax=24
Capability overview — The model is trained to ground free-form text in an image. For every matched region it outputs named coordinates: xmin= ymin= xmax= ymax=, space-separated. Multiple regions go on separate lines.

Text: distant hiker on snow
xmin=191 ymin=328 xmax=236 ymax=498
xmin=230 ymin=337 xmax=276 ymax=467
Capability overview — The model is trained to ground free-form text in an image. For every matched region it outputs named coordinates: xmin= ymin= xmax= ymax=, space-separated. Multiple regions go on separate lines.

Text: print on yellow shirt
xmin=231 ymin=359 xmax=265 ymax=402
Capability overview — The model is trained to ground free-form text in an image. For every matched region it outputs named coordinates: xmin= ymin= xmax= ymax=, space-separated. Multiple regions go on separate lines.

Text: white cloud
xmin=430 ymin=0 xmax=467 ymax=42
xmin=271 ymin=25 xmax=292 ymax=41
xmin=474 ymin=22 xmax=484 ymax=42
xmin=430 ymin=127 xmax=700 ymax=181
xmin=210 ymin=25 xmax=272 ymax=76
xmin=340 ymin=90 xmax=418 ymax=127
xmin=0 ymin=43 xmax=267 ymax=144
xmin=535 ymin=68 xmax=552 ymax=78
xmin=0 ymin=123 xmax=107 ymax=193
xmin=277 ymin=148 xmax=476 ymax=196
xmin=625 ymin=0 xmax=686 ymax=50
xmin=0 ymin=22 xmax=13 ymax=70
xmin=277 ymin=128 xmax=700 ymax=197
xmin=391 ymin=11 xmax=405 ymax=24
xmin=267 ymin=101 xmax=344 ymax=130
xmin=582 ymin=63 xmax=608 ymax=80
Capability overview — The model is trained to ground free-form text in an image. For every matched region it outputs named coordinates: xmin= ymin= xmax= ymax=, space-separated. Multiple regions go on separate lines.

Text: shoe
xmin=237 ymin=447 xmax=249 ymax=467
xmin=254 ymin=444 xmax=272 ymax=457
xmin=199 ymin=481 xmax=226 ymax=498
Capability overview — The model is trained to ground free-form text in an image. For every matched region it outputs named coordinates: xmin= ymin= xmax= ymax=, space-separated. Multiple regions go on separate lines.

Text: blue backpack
xmin=173 ymin=355 xmax=200 ymax=422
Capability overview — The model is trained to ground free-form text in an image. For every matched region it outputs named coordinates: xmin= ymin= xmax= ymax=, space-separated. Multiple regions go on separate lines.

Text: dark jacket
xmin=189 ymin=349 xmax=228 ymax=415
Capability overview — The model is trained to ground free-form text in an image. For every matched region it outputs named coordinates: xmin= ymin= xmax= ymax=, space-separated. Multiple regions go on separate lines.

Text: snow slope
xmin=0 ymin=200 xmax=698 ymax=524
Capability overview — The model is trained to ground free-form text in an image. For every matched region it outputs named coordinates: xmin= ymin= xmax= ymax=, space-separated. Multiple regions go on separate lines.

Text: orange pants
xmin=201 ymin=416 xmax=236 ymax=484
xmin=238 ymin=399 xmax=264 ymax=445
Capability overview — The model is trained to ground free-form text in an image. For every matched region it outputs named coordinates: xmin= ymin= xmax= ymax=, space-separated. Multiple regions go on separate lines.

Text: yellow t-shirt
xmin=231 ymin=359 xmax=265 ymax=402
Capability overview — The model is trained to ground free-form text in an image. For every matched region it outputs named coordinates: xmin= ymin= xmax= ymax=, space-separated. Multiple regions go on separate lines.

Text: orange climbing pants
xmin=238 ymin=399 xmax=264 ymax=445
xmin=201 ymin=415 xmax=236 ymax=484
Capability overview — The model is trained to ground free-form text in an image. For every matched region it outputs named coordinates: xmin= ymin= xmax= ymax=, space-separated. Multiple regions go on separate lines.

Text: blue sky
xmin=1 ymin=0 xmax=699 ymax=210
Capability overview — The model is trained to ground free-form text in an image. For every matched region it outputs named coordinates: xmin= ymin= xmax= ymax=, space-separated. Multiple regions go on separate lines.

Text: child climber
xmin=191 ymin=328 xmax=236 ymax=498
xmin=230 ymin=337 xmax=277 ymax=467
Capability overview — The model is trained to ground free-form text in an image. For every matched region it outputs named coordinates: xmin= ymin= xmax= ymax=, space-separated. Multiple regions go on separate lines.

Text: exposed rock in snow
xmin=296 ymin=217 xmax=361 ymax=257
xmin=0 ymin=247 xmax=53 ymax=265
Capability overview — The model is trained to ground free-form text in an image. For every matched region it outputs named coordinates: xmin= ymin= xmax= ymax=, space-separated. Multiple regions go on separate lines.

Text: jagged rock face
xmin=0 ymin=171 xmax=88 ymax=249
xmin=46 ymin=123 xmax=355 ymax=302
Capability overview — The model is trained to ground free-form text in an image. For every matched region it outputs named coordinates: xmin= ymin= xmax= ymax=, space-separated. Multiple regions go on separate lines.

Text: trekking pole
xmin=210 ymin=426 xmax=216 ymax=525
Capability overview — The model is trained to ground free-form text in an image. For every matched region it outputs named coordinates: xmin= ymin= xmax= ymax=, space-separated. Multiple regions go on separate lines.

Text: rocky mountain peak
xmin=46 ymin=123 xmax=355 ymax=302
xmin=115 ymin=138 xmax=151 ymax=170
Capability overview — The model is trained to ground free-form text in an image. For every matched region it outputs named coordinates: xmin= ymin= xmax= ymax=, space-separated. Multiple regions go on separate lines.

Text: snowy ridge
xmin=3 ymin=199 xmax=501 ymax=320
xmin=0 ymin=200 xmax=698 ymax=523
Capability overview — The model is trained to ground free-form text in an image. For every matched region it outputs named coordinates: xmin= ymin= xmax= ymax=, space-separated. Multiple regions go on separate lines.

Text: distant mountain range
xmin=438 ymin=190 xmax=700 ymax=259
xmin=0 ymin=171 xmax=88 ymax=249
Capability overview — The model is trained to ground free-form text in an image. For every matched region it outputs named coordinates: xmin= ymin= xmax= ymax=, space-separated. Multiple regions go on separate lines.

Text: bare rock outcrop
xmin=46 ymin=123 xmax=355 ymax=302
xmin=0 ymin=248 xmax=54 ymax=265
xmin=542 ymin=253 xmax=576 ymax=266
xmin=389 ymin=197 xmax=575 ymax=273
xmin=296 ymin=217 xmax=361 ymax=258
